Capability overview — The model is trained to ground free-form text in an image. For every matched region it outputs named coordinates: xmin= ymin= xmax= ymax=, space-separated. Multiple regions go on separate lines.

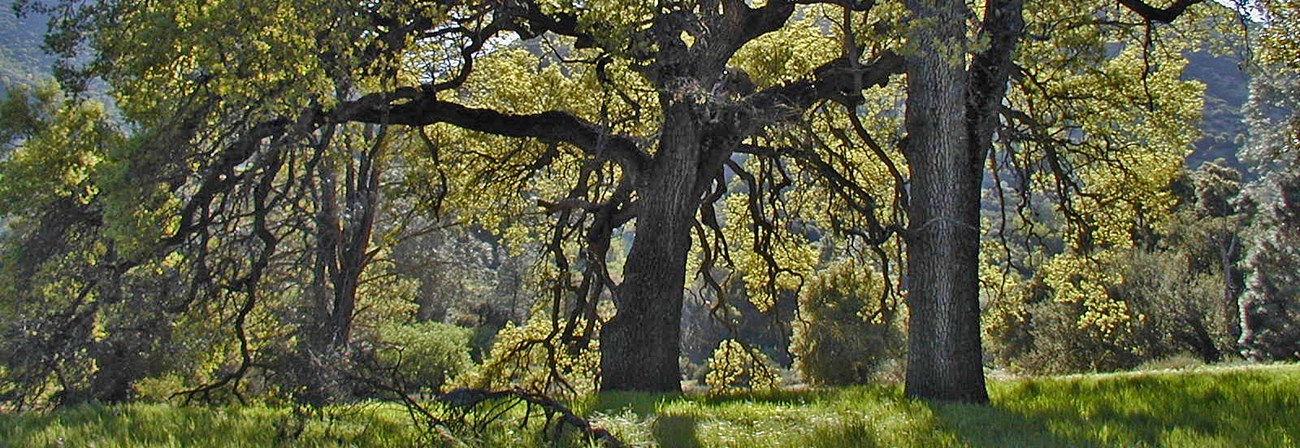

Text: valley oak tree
xmin=22 ymin=0 xmax=1223 ymax=403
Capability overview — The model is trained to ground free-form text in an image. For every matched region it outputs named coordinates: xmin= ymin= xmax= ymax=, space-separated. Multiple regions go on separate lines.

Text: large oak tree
xmin=18 ymin=0 xmax=1223 ymax=403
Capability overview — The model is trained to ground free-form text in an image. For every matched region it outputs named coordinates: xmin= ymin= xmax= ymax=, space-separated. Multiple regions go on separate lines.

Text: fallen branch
xmin=439 ymin=387 xmax=626 ymax=448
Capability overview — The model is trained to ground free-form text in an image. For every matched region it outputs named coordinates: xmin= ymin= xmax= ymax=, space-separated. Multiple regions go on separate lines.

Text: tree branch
xmin=337 ymin=92 xmax=650 ymax=171
xmin=1116 ymin=0 xmax=1205 ymax=23
xmin=167 ymin=118 xmax=293 ymax=245
xmin=742 ymin=51 xmax=905 ymax=127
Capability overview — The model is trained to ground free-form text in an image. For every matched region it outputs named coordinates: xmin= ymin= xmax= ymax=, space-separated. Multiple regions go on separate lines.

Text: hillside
xmin=0 ymin=8 xmax=55 ymax=95
xmin=1183 ymin=49 xmax=1251 ymax=171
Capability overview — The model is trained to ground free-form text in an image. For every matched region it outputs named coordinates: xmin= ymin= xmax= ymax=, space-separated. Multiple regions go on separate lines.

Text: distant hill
xmin=0 ymin=8 xmax=56 ymax=95
xmin=1183 ymin=49 xmax=1251 ymax=171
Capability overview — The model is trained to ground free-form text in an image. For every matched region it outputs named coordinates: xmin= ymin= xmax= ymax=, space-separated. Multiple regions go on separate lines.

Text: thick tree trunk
xmin=901 ymin=0 xmax=990 ymax=404
xmin=600 ymin=104 xmax=703 ymax=392
xmin=599 ymin=212 xmax=691 ymax=392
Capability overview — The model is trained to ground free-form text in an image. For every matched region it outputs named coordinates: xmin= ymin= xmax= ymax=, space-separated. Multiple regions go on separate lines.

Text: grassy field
xmin=2 ymin=364 xmax=1297 ymax=447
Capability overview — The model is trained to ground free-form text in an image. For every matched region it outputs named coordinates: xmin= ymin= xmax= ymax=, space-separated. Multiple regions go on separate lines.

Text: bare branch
xmin=338 ymin=92 xmax=650 ymax=172
xmin=1116 ymin=0 xmax=1205 ymax=23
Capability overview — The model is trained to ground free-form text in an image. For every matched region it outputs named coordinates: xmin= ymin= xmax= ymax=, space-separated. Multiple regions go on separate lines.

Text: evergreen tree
xmin=1238 ymin=173 xmax=1300 ymax=360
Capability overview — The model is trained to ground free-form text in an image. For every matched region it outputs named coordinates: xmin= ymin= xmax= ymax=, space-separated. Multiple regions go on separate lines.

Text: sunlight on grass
xmin=587 ymin=364 xmax=1300 ymax=448
xmin=0 ymin=402 xmax=424 ymax=447
xmin=1 ymin=364 xmax=1296 ymax=447
xmin=985 ymin=364 xmax=1300 ymax=447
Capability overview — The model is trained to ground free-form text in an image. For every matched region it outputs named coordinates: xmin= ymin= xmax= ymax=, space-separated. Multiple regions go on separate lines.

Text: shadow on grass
xmin=588 ymin=392 xmax=704 ymax=447
xmin=584 ymin=366 xmax=1300 ymax=447
xmin=930 ymin=402 xmax=1094 ymax=447
xmin=651 ymin=414 xmax=703 ymax=448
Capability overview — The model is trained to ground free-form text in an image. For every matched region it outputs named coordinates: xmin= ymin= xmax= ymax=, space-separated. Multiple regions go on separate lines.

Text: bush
xmin=452 ymin=316 xmax=599 ymax=399
xmin=373 ymin=321 xmax=474 ymax=393
xmin=1136 ymin=353 xmax=1205 ymax=371
xmin=984 ymin=249 xmax=1235 ymax=374
xmin=790 ymin=259 xmax=904 ymax=386
xmin=704 ymin=339 xmax=778 ymax=395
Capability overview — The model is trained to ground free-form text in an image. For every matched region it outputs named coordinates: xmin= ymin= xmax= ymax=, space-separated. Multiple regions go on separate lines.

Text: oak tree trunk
xmin=600 ymin=104 xmax=704 ymax=392
xmin=901 ymin=0 xmax=990 ymax=403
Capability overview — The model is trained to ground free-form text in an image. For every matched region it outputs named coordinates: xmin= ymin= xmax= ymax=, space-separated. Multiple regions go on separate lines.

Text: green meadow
xmin=3 ymin=364 xmax=1297 ymax=447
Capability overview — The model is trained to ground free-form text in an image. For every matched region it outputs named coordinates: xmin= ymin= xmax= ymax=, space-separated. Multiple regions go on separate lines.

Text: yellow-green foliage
xmin=418 ymin=43 xmax=650 ymax=254
xmin=731 ymin=9 xmax=838 ymax=89
xmin=0 ymin=83 xmax=116 ymax=213
xmin=373 ymin=321 xmax=473 ymax=393
xmin=1039 ymin=252 xmax=1132 ymax=336
xmin=1261 ymin=0 xmax=1300 ymax=70
xmin=454 ymin=316 xmax=599 ymax=399
xmin=1000 ymin=10 xmax=1203 ymax=342
xmin=704 ymin=339 xmax=778 ymax=395
xmin=717 ymin=192 xmax=819 ymax=311
xmin=791 ymin=258 xmax=903 ymax=386
xmin=97 ymin=0 xmax=377 ymax=121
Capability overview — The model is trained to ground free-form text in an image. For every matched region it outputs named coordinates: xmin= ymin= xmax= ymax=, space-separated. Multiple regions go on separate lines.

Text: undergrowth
xmin=1 ymin=364 xmax=1296 ymax=447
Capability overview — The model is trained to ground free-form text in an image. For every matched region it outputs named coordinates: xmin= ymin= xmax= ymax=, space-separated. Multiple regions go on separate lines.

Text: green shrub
xmin=790 ymin=259 xmax=904 ymax=386
xmin=985 ymin=246 xmax=1240 ymax=375
xmin=373 ymin=321 xmax=473 ymax=393
xmin=452 ymin=316 xmax=599 ymax=399
xmin=704 ymin=339 xmax=778 ymax=395
xmin=1137 ymin=353 xmax=1206 ymax=371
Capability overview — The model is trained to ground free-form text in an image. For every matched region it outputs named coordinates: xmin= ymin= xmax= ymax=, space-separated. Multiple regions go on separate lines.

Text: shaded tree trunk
xmin=308 ymin=128 xmax=384 ymax=351
xmin=901 ymin=0 xmax=990 ymax=404
xmin=600 ymin=104 xmax=704 ymax=392
xmin=1221 ymin=232 xmax=1244 ymax=342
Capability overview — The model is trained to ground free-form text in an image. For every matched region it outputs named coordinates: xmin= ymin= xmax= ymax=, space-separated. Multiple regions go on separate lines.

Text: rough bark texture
xmin=901 ymin=0 xmax=990 ymax=404
xmin=600 ymin=104 xmax=703 ymax=392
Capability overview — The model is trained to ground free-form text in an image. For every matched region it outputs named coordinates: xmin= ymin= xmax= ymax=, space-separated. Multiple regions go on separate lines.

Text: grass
xmin=0 ymin=402 xmax=426 ymax=447
xmin=2 ymin=364 xmax=1297 ymax=447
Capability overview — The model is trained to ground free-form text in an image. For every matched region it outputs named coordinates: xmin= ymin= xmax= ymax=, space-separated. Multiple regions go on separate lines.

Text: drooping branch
xmin=736 ymin=140 xmax=901 ymax=246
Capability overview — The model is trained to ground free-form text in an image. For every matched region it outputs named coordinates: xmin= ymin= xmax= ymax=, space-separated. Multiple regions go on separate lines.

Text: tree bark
xmin=600 ymin=103 xmax=704 ymax=392
xmin=901 ymin=0 xmax=990 ymax=404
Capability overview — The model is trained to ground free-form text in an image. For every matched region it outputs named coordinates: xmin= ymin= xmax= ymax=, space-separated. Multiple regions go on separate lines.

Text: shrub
xmin=1136 ymin=353 xmax=1206 ymax=371
xmin=704 ymin=339 xmax=778 ymax=395
xmin=790 ymin=259 xmax=904 ymax=386
xmin=452 ymin=316 xmax=599 ymax=399
xmin=984 ymin=249 xmax=1235 ymax=374
xmin=373 ymin=321 xmax=474 ymax=393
